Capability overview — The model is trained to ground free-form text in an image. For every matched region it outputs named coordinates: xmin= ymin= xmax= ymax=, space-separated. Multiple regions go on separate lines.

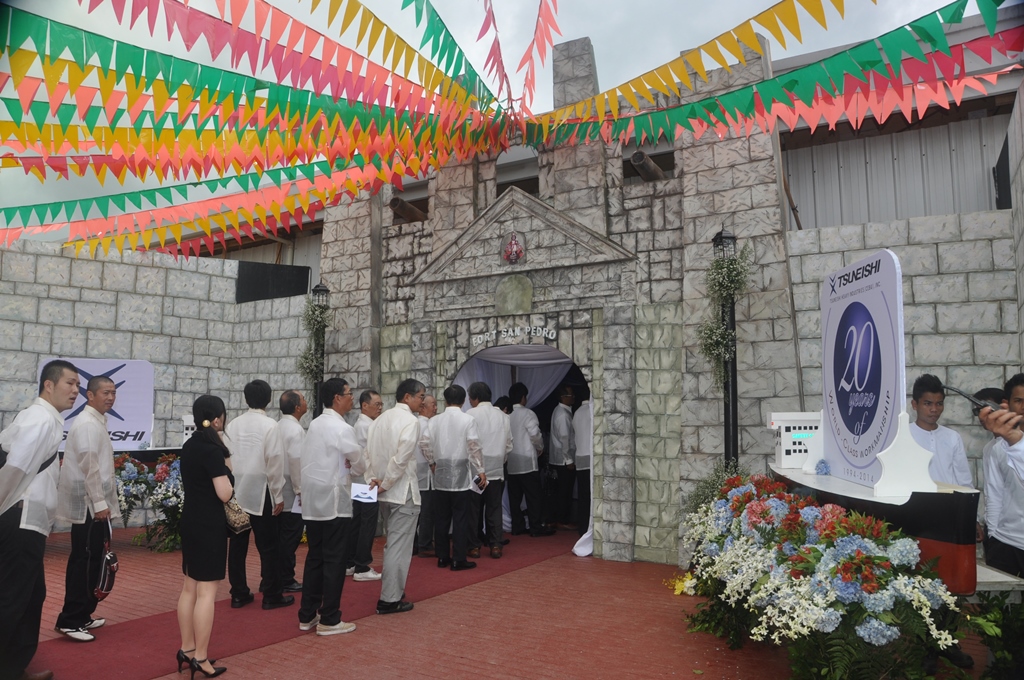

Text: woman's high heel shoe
xmin=176 ymin=649 xmax=194 ymax=673
xmin=190 ymin=658 xmax=227 ymax=679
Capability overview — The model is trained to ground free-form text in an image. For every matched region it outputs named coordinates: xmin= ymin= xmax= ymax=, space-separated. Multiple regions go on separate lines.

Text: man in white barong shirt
xmin=297 ymin=378 xmax=365 ymax=636
xmin=0 ymin=359 xmax=80 ymax=680
xmin=467 ymin=382 xmax=512 ymax=558
xmin=365 ymin=379 xmax=430 ymax=614
xmin=55 ymin=376 xmax=120 ymax=641
xmin=347 ymin=390 xmax=383 ymax=582
xmin=980 ymin=375 xmax=1024 ymax=577
xmin=506 ymin=382 xmax=554 ymax=537
xmin=430 ymin=385 xmax=485 ymax=571
xmin=548 ymin=385 xmax=577 ymax=529
xmin=274 ymin=390 xmax=308 ymax=592
xmin=225 ymin=379 xmax=291 ymax=610
xmin=908 ymin=374 xmax=974 ymax=487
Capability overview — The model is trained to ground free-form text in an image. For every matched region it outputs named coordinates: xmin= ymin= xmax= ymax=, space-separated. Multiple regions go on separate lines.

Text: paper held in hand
xmin=351 ymin=483 xmax=377 ymax=503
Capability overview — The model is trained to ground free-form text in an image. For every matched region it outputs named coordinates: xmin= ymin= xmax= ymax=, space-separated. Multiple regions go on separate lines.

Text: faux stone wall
xmin=788 ymin=210 xmax=1018 ymax=485
xmin=1010 ymin=80 xmax=1024 ymax=368
xmin=0 ymin=240 xmax=307 ymax=442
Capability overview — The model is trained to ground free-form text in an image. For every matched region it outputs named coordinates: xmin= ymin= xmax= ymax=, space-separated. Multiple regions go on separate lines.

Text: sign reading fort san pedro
xmin=820 ymin=251 xmax=905 ymax=488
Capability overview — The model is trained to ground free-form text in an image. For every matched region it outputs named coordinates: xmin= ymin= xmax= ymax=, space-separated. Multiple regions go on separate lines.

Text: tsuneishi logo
xmin=832 ymin=301 xmax=882 ymax=451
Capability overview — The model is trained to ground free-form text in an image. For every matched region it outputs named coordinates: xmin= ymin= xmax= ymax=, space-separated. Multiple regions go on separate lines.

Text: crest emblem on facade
xmin=503 ymin=231 xmax=525 ymax=264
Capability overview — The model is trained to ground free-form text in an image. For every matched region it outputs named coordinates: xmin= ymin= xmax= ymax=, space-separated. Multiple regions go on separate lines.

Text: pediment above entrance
xmin=412 ymin=186 xmax=634 ymax=284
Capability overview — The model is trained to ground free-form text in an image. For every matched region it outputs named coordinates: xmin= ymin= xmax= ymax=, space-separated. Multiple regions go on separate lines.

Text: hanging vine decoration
xmin=297 ymin=297 xmax=331 ymax=391
xmin=697 ymin=243 xmax=753 ymax=389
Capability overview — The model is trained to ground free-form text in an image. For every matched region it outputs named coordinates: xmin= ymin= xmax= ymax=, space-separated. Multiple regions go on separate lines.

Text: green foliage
xmin=682 ymin=459 xmax=748 ymax=515
xmin=969 ymin=592 xmax=1024 ymax=679
xmin=134 ymin=507 xmax=181 ymax=553
xmin=298 ymin=297 xmax=330 ymax=390
xmin=688 ymin=577 xmax=756 ymax=650
xmin=705 ymin=242 xmax=753 ymax=306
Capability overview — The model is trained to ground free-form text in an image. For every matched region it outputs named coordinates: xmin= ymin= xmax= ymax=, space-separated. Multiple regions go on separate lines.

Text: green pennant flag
xmin=145 ymin=51 xmax=173 ymax=87
xmin=61 ymin=200 xmax=77 ymax=221
xmin=125 ymin=191 xmax=143 ymax=211
xmin=155 ymin=187 xmax=173 ymax=204
xmin=315 ymin=160 xmax=332 ymax=176
xmin=131 ymin=109 xmax=149 ymax=135
xmin=56 ymin=103 xmax=76 ymax=134
xmin=847 ymin=42 xmax=886 ymax=77
xmin=8 ymin=9 xmax=48 ymax=53
xmin=45 ymin=203 xmax=63 ymax=222
xmin=108 ymin=106 xmax=126 ymax=129
xmin=109 ymin=194 xmax=126 ymax=213
xmin=298 ymin=163 xmax=317 ymax=182
xmin=910 ymin=13 xmax=951 ymax=56
xmin=718 ymin=86 xmax=756 ymax=120
xmin=754 ymin=78 xmax=790 ymax=107
xmin=939 ymin=0 xmax=969 ymax=24
xmin=823 ymin=51 xmax=869 ymax=86
xmin=140 ymin=189 xmax=157 ymax=207
xmin=18 ymin=205 xmax=34 ymax=226
xmin=195 ymin=65 xmax=222 ymax=99
xmin=2 ymin=207 xmax=16 ymax=225
xmin=114 ymin=42 xmax=145 ymax=87
xmin=170 ymin=114 xmax=188 ymax=136
xmin=0 ymin=7 xmax=11 ymax=56
xmin=78 ymin=198 xmax=95 ymax=219
xmin=167 ymin=57 xmax=199 ymax=93
xmin=2 ymin=98 xmax=23 ymax=127
xmin=975 ymin=0 xmax=1001 ymax=34
xmin=49 ymin=22 xmax=86 ymax=67
xmin=265 ymin=168 xmax=282 ymax=187
xmin=171 ymin=185 xmax=189 ymax=201
xmin=283 ymin=165 xmax=298 ymax=181
xmin=84 ymin=32 xmax=114 ymax=71
xmin=878 ymin=27 xmax=927 ymax=73
xmin=33 ymin=205 xmax=48 ymax=223
xmin=29 ymin=101 xmax=49 ymax=128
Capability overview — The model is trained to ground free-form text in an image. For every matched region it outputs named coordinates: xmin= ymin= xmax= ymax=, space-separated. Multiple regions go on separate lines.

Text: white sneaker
xmin=345 ymin=566 xmax=355 ymax=576
xmin=353 ymin=568 xmax=381 ymax=582
xmin=56 ymin=626 xmax=95 ymax=642
xmin=84 ymin=618 xmax=106 ymax=630
xmin=316 ymin=620 xmax=356 ymax=636
xmin=298 ymin=614 xmax=320 ymax=632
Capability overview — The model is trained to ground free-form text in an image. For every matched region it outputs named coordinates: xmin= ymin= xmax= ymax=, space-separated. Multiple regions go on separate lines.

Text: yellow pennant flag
xmin=9 ymin=49 xmax=37 ymax=87
xmin=620 ymin=85 xmax=642 ymax=112
xmin=654 ymin=64 xmax=681 ymax=96
xmin=100 ymin=236 xmax=114 ymax=256
xmin=67 ymin=63 xmax=89 ymax=95
xmin=356 ymin=5 xmax=373 ymax=46
xmin=367 ymin=16 xmax=385 ymax=54
xmin=733 ymin=23 xmax=763 ymax=55
xmin=773 ymin=0 xmax=803 ymax=43
xmin=700 ymin=40 xmax=731 ymax=72
xmin=754 ymin=9 xmax=788 ymax=48
xmin=829 ymin=0 xmax=845 ymax=16
xmin=169 ymin=223 xmax=183 ymax=243
xmin=340 ymin=0 xmax=361 ymax=34
xmin=683 ymin=49 xmax=708 ymax=83
xmin=667 ymin=57 xmax=693 ymax=91
xmin=643 ymin=71 xmax=672 ymax=97
xmin=717 ymin=32 xmax=747 ymax=65
xmin=155 ymin=226 xmax=167 ymax=246
xmin=328 ymin=0 xmax=343 ymax=24
xmin=797 ymin=0 xmax=829 ymax=28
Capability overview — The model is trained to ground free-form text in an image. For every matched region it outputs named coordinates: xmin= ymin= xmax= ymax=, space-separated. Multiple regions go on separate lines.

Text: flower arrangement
xmin=683 ymin=473 xmax=963 ymax=679
xmin=138 ymin=457 xmax=184 ymax=552
xmin=114 ymin=454 xmax=154 ymax=528
xmin=298 ymin=296 xmax=330 ymax=391
xmin=697 ymin=243 xmax=752 ymax=389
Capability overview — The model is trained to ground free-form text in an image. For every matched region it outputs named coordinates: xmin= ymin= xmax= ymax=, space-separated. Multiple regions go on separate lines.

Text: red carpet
xmin=30 ymin=531 xmax=580 ymax=680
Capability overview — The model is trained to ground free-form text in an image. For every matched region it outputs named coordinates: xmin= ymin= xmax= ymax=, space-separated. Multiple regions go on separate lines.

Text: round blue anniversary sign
xmin=832 ymin=301 xmax=882 ymax=445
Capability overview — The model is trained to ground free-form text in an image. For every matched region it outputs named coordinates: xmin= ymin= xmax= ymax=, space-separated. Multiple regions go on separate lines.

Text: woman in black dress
xmin=176 ymin=395 xmax=232 ymax=678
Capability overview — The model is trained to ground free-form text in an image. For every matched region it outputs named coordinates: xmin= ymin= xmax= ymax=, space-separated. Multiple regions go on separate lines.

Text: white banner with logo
xmin=820 ymin=251 xmax=905 ymax=489
xmin=39 ymin=358 xmax=155 ymax=451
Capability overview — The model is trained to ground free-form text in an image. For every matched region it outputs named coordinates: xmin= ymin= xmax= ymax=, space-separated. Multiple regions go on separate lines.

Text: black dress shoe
xmin=283 ymin=581 xmax=303 ymax=593
xmin=529 ymin=526 xmax=556 ymax=537
xmin=451 ymin=560 xmax=477 ymax=571
xmin=510 ymin=529 xmax=526 ymax=536
xmin=261 ymin=595 xmax=295 ymax=610
xmin=437 ymin=558 xmax=452 ymax=568
xmin=230 ymin=593 xmax=254 ymax=608
xmin=376 ymin=599 xmax=414 ymax=615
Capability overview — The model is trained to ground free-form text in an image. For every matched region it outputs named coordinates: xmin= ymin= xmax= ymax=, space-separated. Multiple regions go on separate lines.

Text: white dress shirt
xmin=507 ymin=404 xmax=543 ymax=475
xmin=275 ymin=414 xmax=305 ymax=511
xmin=0 ymin=397 xmax=65 ymax=535
xmin=352 ymin=412 xmax=373 ymax=485
xmin=365 ymin=403 xmax=430 ymax=506
xmin=225 ymin=409 xmax=285 ymax=515
xmin=573 ymin=400 xmax=593 ymax=471
xmin=987 ymin=437 xmax=1024 ymax=551
xmin=415 ymin=414 xmax=433 ymax=491
xmin=467 ymin=402 xmax=512 ymax=480
xmin=429 ymin=407 xmax=484 ymax=492
xmin=549 ymin=403 xmax=576 ymax=466
xmin=57 ymin=405 xmax=120 ymax=523
xmin=909 ymin=422 xmax=974 ymax=487
xmin=300 ymin=409 xmax=364 ymax=521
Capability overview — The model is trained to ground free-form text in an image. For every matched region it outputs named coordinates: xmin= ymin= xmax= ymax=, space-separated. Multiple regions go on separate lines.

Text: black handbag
xmin=88 ymin=518 xmax=118 ymax=601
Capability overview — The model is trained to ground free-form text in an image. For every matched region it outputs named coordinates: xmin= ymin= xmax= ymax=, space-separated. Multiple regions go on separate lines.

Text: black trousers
xmin=228 ymin=529 xmax=250 ymax=598
xmin=467 ymin=490 xmax=483 ymax=549
xmin=507 ymin=471 xmax=543 ymax=534
xmin=250 ymin=490 xmax=283 ymax=599
xmin=549 ymin=465 xmax=575 ymax=525
xmin=55 ymin=512 xmax=106 ymax=629
xmin=417 ymin=489 xmax=435 ymax=550
xmin=985 ymin=536 xmax=1024 ymax=577
xmin=434 ymin=490 xmax=472 ymax=562
xmin=278 ymin=510 xmax=304 ymax=585
xmin=576 ymin=468 xmax=591 ymax=536
xmin=481 ymin=479 xmax=504 ymax=547
xmin=347 ymin=500 xmax=378 ymax=572
xmin=299 ymin=517 xmax=352 ymax=627
xmin=0 ymin=505 xmax=47 ymax=680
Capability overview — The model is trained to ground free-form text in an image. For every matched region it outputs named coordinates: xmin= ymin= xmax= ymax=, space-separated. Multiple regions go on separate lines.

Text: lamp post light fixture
xmin=712 ymin=230 xmax=740 ymax=467
xmin=311 ymin=280 xmax=330 ymax=417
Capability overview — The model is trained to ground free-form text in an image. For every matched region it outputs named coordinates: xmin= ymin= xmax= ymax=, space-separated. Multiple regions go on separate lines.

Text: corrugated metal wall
xmin=783 ymin=115 xmax=1010 ymax=229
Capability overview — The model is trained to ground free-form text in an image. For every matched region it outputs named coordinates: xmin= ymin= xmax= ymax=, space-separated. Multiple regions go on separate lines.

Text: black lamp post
xmin=712 ymin=230 xmax=739 ymax=466
xmin=311 ymin=280 xmax=330 ymax=417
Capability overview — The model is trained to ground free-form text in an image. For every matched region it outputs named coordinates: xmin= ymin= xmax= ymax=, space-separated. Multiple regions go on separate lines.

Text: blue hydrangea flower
xmin=832 ymin=577 xmax=864 ymax=604
xmin=804 ymin=528 xmax=820 ymax=546
xmin=863 ymin=588 xmax=896 ymax=614
xmin=815 ymin=609 xmax=842 ymax=633
xmin=123 ymin=465 xmax=137 ymax=480
xmin=723 ymin=536 xmax=735 ymax=551
xmin=834 ymin=535 xmax=872 ymax=558
xmin=855 ymin=617 xmax=900 ymax=646
xmin=765 ymin=498 xmax=789 ymax=524
xmin=799 ymin=506 xmax=821 ymax=524
xmin=703 ymin=543 xmax=721 ymax=557
xmin=815 ymin=459 xmax=831 ymax=476
xmin=726 ymin=484 xmax=755 ymax=501
xmin=780 ymin=541 xmax=797 ymax=556
xmin=886 ymin=538 xmax=921 ymax=568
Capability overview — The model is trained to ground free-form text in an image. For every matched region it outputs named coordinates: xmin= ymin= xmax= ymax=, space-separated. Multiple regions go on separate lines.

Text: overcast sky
xmin=0 ymin=0 xmax=1000 ymax=217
